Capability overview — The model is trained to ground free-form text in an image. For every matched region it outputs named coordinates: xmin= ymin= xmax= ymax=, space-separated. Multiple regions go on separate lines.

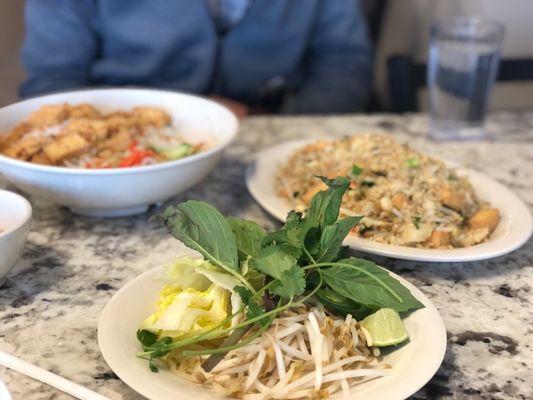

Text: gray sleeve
xmin=281 ymin=0 xmax=373 ymax=114
xmin=19 ymin=0 xmax=98 ymax=98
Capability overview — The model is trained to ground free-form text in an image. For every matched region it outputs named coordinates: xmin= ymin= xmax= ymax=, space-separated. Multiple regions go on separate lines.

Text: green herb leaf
xmin=412 ymin=216 xmax=421 ymax=229
xmin=243 ymin=266 xmax=266 ymax=291
xmin=156 ymin=201 xmax=239 ymax=272
xmin=137 ymin=329 xmax=158 ymax=347
xmin=321 ymin=258 xmax=424 ymax=313
xmin=226 ymin=218 xmax=266 ymax=260
xmin=270 ymin=265 xmax=306 ymax=298
xmin=254 ymin=245 xmax=305 ymax=298
xmin=254 ymin=245 xmax=298 ymax=279
xmin=314 ymin=216 xmax=362 ymax=262
xmin=234 ymin=285 xmax=253 ymax=304
xmin=263 ymin=177 xmax=351 ymax=263
xmin=351 ymin=164 xmax=363 ymax=176
xmin=234 ymin=286 xmax=269 ymax=327
xmin=263 ymin=210 xmax=305 ymax=249
xmin=316 ymin=287 xmax=377 ymax=320
xmin=150 ymin=337 xmax=173 ymax=358
xmin=306 ymin=176 xmax=350 ymax=228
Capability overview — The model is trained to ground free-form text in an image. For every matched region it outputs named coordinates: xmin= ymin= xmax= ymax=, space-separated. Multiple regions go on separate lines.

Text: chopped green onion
xmin=352 ymin=164 xmax=363 ymax=176
xmin=405 ymin=158 xmax=420 ymax=168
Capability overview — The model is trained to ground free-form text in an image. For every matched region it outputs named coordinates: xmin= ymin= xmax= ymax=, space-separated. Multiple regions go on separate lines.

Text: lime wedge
xmin=360 ymin=308 xmax=408 ymax=347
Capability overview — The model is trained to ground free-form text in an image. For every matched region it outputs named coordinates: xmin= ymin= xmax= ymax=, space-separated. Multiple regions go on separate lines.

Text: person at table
xmin=19 ymin=0 xmax=373 ymax=116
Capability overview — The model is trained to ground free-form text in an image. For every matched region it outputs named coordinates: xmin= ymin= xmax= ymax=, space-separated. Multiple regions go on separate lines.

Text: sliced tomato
xmin=118 ymin=148 xmax=155 ymax=167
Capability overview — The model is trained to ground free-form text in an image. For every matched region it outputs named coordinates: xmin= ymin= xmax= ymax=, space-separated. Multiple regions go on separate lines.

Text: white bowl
xmin=0 ymin=89 xmax=238 ymax=217
xmin=0 ymin=190 xmax=32 ymax=282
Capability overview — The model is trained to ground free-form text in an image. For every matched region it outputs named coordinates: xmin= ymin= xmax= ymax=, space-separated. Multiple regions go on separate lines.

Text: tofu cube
xmin=469 ymin=208 xmax=500 ymax=232
xmin=27 ymin=104 xmax=69 ymax=127
xmin=43 ymin=133 xmax=89 ymax=163
xmin=440 ymin=186 xmax=464 ymax=211
xmin=132 ymin=107 xmax=171 ymax=128
xmin=65 ymin=118 xmax=108 ymax=141
xmin=428 ymin=230 xmax=451 ymax=248
xmin=392 ymin=192 xmax=408 ymax=209
xmin=0 ymin=122 xmax=32 ymax=150
xmin=100 ymin=130 xmax=132 ymax=152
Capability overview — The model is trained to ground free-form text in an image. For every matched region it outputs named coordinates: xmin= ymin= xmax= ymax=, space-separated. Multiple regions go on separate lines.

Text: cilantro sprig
xmin=139 ymin=176 xmax=424 ymax=371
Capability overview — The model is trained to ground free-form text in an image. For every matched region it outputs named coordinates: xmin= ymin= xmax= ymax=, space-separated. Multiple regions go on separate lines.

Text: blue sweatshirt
xmin=20 ymin=0 xmax=373 ymax=114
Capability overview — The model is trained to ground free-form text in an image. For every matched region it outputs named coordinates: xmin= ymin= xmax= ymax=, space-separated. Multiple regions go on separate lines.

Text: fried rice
xmin=277 ymin=134 xmax=500 ymax=248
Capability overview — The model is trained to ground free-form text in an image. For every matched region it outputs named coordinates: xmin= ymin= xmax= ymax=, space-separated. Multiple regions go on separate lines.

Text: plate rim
xmin=0 ymin=378 xmax=12 ymax=400
xmin=245 ymin=138 xmax=532 ymax=262
xmin=98 ymin=262 xmax=447 ymax=400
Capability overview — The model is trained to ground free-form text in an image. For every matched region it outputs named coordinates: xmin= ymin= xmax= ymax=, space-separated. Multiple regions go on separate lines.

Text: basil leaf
xmin=264 ymin=177 xmax=351 ymax=261
xmin=321 ymin=258 xmax=424 ymax=313
xmin=156 ymin=201 xmax=239 ymax=272
xmin=316 ymin=287 xmax=377 ymax=320
xmin=262 ymin=210 xmax=305 ymax=249
xmin=306 ymin=176 xmax=350 ymax=228
xmin=314 ymin=216 xmax=362 ymax=262
xmin=226 ymin=218 xmax=266 ymax=260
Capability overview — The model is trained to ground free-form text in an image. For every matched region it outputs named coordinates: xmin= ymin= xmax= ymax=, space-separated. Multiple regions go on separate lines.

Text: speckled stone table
xmin=1 ymin=113 xmax=532 ymax=400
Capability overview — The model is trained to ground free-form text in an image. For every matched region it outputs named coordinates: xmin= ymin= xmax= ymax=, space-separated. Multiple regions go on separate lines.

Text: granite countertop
xmin=1 ymin=113 xmax=532 ymax=400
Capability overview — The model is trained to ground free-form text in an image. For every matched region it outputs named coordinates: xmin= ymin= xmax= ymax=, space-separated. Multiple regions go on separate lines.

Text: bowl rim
xmin=0 ymin=88 xmax=239 ymax=176
xmin=0 ymin=190 xmax=32 ymax=238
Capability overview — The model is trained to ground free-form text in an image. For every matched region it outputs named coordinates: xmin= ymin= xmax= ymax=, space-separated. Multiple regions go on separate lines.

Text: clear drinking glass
xmin=428 ymin=16 xmax=505 ymax=140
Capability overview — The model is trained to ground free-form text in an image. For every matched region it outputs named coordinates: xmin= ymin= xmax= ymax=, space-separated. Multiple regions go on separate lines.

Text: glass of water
xmin=428 ymin=16 xmax=505 ymax=140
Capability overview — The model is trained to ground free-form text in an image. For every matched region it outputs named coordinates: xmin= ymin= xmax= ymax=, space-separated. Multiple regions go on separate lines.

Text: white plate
xmin=246 ymin=139 xmax=532 ymax=262
xmin=98 ymin=261 xmax=446 ymax=400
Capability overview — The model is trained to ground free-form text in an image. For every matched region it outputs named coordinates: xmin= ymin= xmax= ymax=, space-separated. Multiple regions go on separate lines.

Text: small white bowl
xmin=0 ymin=89 xmax=238 ymax=217
xmin=0 ymin=190 xmax=32 ymax=282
